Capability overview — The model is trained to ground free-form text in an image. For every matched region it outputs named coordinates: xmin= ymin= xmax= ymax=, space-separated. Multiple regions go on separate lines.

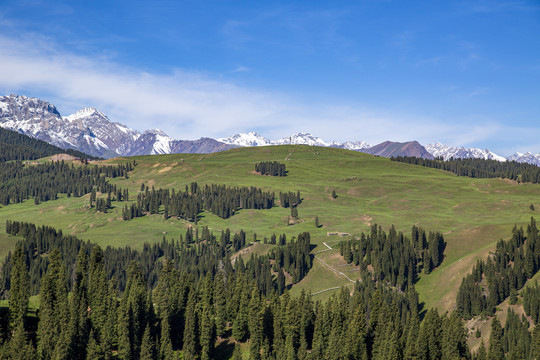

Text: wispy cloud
xmin=0 ymin=33 xmax=513 ymax=152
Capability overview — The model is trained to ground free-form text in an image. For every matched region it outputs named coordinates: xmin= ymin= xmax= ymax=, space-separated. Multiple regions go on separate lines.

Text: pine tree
xmin=344 ymin=305 xmax=368 ymax=360
xmin=314 ymin=216 xmax=320 ymax=228
xmin=183 ymin=289 xmax=200 ymax=360
xmin=139 ymin=324 xmax=155 ymax=360
xmin=488 ymin=316 xmax=504 ymax=360
xmin=7 ymin=321 xmax=36 ymax=360
xmin=199 ymin=276 xmax=216 ymax=360
xmin=214 ymin=272 xmax=227 ymax=338
xmin=37 ymin=249 xmax=68 ymax=360
xmin=86 ymin=331 xmax=105 ymax=360
xmin=8 ymin=243 xmax=29 ymax=331
xmin=477 ymin=341 xmax=487 ymax=360
xmin=160 ymin=314 xmax=175 ymax=360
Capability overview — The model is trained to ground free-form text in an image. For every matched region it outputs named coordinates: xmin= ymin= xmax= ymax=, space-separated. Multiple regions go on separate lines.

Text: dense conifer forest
xmin=391 ymin=156 xmax=540 ymax=183
xmin=0 ymin=127 xmax=99 ymax=162
xmin=0 ymin=161 xmax=133 ymax=206
xmin=1 ymin=219 xmax=538 ymax=359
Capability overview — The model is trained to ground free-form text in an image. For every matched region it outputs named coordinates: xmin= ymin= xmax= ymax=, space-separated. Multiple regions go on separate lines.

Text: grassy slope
xmin=1 ymin=145 xmax=539 ymax=312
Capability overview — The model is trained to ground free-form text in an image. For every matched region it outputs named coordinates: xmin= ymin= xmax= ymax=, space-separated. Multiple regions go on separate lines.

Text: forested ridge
xmin=0 ymin=127 xmax=99 ymax=162
xmin=391 ymin=156 xmax=540 ymax=183
xmin=0 ymin=160 xmax=133 ymax=206
xmin=456 ymin=218 xmax=540 ymax=320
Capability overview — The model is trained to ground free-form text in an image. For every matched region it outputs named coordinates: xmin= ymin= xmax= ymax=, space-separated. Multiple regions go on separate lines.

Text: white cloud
xmin=0 ymin=33 xmax=505 ymax=150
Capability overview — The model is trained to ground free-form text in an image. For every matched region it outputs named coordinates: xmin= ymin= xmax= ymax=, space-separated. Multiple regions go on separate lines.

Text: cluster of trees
xmin=255 ymin=161 xmax=286 ymax=176
xmin=121 ymin=182 xmax=275 ymax=222
xmin=456 ymin=218 xmax=540 ymax=319
xmin=279 ymin=191 xmax=302 ymax=208
xmin=0 ymin=160 xmax=134 ymax=206
xmin=523 ymin=282 xmax=540 ymax=325
xmin=483 ymin=312 xmax=538 ymax=360
xmin=268 ymin=232 xmax=312 ymax=284
xmin=339 ymin=224 xmax=445 ymax=291
xmin=0 ymin=127 xmax=99 ymax=162
xmin=391 ymin=156 xmax=540 ymax=183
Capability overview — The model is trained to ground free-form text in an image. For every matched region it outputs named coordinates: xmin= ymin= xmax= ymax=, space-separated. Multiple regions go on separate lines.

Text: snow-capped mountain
xmin=507 ymin=152 xmax=540 ymax=166
xmin=219 ymin=132 xmax=271 ymax=147
xmin=425 ymin=143 xmax=506 ymax=162
xmin=0 ymin=95 xmax=235 ymax=158
xmin=272 ymin=132 xmax=330 ymax=147
xmin=221 ymin=131 xmax=372 ymax=150
xmin=4 ymin=94 xmax=540 ymax=164
xmin=330 ymin=140 xmax=372 ymax=151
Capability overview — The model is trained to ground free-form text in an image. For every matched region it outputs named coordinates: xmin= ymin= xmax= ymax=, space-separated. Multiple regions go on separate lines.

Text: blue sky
xmin=0 ymin=0 xmax=539 ymax=155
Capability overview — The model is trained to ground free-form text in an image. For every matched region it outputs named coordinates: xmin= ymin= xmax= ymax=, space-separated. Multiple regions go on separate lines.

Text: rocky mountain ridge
xmin=0 ymin=95 xmax=236 ymax=158
xmin=1 ymin=94 xmax=538 ymax=164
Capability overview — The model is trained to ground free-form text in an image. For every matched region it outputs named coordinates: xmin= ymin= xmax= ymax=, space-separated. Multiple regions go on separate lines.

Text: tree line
xmin=391 ymin=156 xmax=540 ymax=183
xmin=456 ymin=218 xmax=540 ymax=319
xmin=0 ymin=160 xmax=134 ymax=206
xmin=0 ymin=127 xmax=99 ymax=162
xmin=339 ymin=224 xmax=445 ymax=291
xmin=255 ymin=161 xmax=286 ymax=176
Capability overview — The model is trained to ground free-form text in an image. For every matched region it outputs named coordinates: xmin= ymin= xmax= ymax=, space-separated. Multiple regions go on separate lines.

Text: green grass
xmin=2 ymin=145 xmax=540 ymax=310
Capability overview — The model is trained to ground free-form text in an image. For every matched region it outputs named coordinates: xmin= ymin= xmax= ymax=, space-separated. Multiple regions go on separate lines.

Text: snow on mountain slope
xmin=425 ymin=143 xmax=506 ymax=162
xmin=507 ymin=152 xmax=540 ymax=166
xmin=272 ymin=132 xmax=330 ymax=146
xmin=330 ymin=140 xmax=372 ymax=150
xmin=219 ymin=131 xmax=271 ymax=146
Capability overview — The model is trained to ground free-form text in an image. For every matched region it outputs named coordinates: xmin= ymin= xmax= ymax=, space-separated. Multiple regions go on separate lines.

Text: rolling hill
xmin=0 ymin=144 xmax=539 ymax=317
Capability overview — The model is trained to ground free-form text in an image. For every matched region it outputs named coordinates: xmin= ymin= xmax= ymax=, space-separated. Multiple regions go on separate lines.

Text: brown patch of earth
xmin=158 ymin=166 xmax=173 ymax=174
xmin=50 ymin=153 xmax=77 ymax=161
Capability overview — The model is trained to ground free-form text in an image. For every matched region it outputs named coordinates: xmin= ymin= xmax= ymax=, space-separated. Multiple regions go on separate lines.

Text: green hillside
xmin=1 ymin=145 xmax=539 ymax=312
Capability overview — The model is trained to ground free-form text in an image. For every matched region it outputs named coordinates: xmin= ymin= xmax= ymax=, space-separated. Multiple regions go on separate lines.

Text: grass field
xmin=1 ymin=145 xmax=540 ymax=314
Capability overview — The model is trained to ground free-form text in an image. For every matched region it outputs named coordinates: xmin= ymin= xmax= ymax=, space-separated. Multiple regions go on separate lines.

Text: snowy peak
xmin=331 ymin=140 xmax=372 ymax=151
xmin=507 ymin=152 xmax=540 ymax=166
xmin=219 ymin=132 xmax=271 ymax=147
xmin=425 ymin=143 xmax=506 ymax=162
xmin=64 ymin=107 xmax=107 ymax=122
xmin=272 ymin=132 xmax=330 ymax=147
xmin=219 ymin=131 xmax=371 ymax=151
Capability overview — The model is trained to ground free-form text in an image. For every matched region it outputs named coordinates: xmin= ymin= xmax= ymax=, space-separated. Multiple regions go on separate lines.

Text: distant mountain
xmin=4 ymin=94 xmax=540 ymax=164
xmin=330 ymin=140 xmax=372 ymax=151
xmin=272 ymin=132 xmax=330 ymax=147
xmin=221 ymin=131 xmax=372 ymax=151
xmin=218 ymin=132 xmax=271 ymax=147
xmin=362 ymin=141 xmax=434 ymax=159
xmin=507 ymin=152 xmax=540 ymax=166
xmin=0 ymin=95 xmax=235 ymax=158
xmin=425 ymin=143 xmax=506 ymax=162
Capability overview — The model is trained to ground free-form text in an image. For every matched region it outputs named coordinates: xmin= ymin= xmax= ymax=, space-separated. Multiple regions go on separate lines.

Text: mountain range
xmin=1 ymin=94 xmax=539 ymax=165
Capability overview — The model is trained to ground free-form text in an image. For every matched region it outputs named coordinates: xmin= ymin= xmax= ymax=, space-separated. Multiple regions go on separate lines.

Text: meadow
xmin=1 ymin=145 xmax=539 ymax=314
